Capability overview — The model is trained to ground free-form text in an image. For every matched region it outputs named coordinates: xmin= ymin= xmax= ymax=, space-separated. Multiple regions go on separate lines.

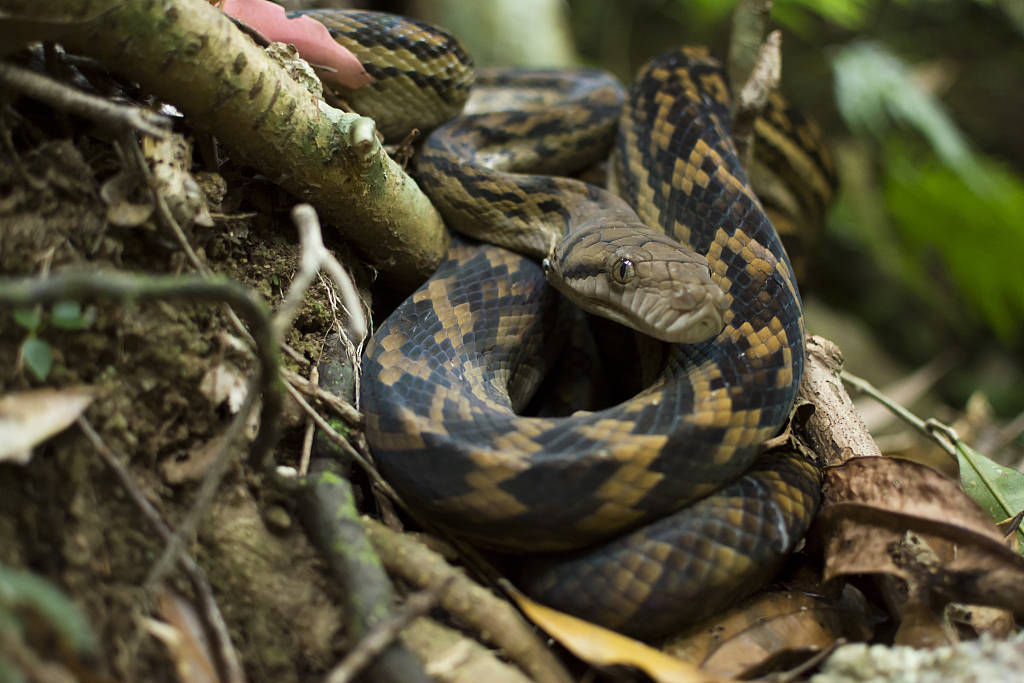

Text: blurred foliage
xmin=885 ymin=143 xmax=1024 ymax=344
xmin=832 ymin=41 xmax=1024 ymax=344
xmin=0 ymin=561 xmax=97 ymax=675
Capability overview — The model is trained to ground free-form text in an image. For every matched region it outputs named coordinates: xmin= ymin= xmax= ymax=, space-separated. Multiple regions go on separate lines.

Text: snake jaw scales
xmin=545 ymin=225 xmax=728 ymax=344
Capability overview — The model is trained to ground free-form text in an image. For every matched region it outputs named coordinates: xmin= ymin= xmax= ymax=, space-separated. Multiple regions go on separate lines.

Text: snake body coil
xmin=305 ymin=10 xmax=823 ymax=639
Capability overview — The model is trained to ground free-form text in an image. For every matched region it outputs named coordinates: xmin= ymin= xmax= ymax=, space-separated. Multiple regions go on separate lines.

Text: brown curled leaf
xmin=821 ymin=456 xmax=1024 ymax=616
xmin=662 ymin=589 xmax=873 ymax=679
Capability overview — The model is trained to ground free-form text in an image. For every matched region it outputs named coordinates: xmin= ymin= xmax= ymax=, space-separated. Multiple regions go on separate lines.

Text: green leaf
xmin=0 ymin=656 xmax=25 ymax=683
xmin=832 ymin=41 xmax=1024 ymax=343
xmin=12 ymin=308 xmax=42 ymax=332
xmin=20 ymin=338 xmax=53 ymax=382
xmin=0 ymin=562 xmax=97 ymax=653
xmin=775 ymin=0 xmax=873 ymax=33
xmin=833 ymin=41 xmax=973 ymax=175
xmin=956 ymin=441 xmax=1024 ymax=553
xmin=50 ymin=300 xmax=96 ymax=331
xmin=883 ymin=143 xmax=1024 ymax=343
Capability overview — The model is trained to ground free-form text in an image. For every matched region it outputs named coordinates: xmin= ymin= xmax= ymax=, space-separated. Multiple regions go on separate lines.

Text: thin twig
xmin=736 ymin=30 xmax=781 ymax=114
xmin=293 ymin=468 xmax=430 ymax=683
xmin=299 ymin=368 xmax=317 ymax=476
xmin=282 ymin=367 xmax=362 ymax=427
xmin=732 ymin=29 xmax=782 ymax=169
xmin=120 ymin=131 xmax=309 ymax=370
xmin=981 ymin=408 xmax=1024 ymax=457
xmin=324 ymin=583 xmax=449 ymax=683
xmin=281 ymin=379 xmax=401 ymax=506
xmin=143 ymin=371 xmax=262 ymax=591
xmin=282 ymin=204 xmax=367 ymax=344
xmin=0 ymin=61 xmax=171 ymax=138
xmin=0 ymin=104 xmax=47 ymax=190
xmin=362 ymin=518 xmax=575 ymax=683
xmin=77 ymin=417 xmax=246 ymax=683
xmin=119 ymin=132 xmax=265 ymax=355
xmin=841 ymin=369 xmax=957 ymax=457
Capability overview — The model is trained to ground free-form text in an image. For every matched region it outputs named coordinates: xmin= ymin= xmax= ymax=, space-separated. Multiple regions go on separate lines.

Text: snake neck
xmin=414 ymin=68 xmax=637 ymax=260
xmin=615 ymin=48 xmax=806 ymax=371
xmin=291 ymin=9 xmax=475 ymax=140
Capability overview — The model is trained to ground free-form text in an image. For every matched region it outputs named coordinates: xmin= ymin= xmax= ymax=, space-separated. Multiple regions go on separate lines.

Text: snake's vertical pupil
xmin=614 ymin=257 xmax=635 ymax=284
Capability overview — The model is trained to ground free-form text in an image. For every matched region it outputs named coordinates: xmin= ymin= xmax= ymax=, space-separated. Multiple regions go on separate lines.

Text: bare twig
xmin=299 ymin=372 xmax=317 ymax=476
xmin=143 ymin=370 xmax=262 ymax=591
xmin=732 ymin=30 xmax=782 ymax=169
xmin=0 ymin=60 xmax=171 ymax=138
xmin=0 ymin=104 xmax=47 ymax=190
xmin=841 ymin=367 xmax=957 ymax=457
xmin=324 ymin=585 xmax=446 ymax=683
xmin=727 ymin=0 xmax=773 ymax=92
xmin=852 ymin=354 xmax=956 ymax=433
xmin=279 ymin=204 xmax=367 ymax=345
xmin=797 ymin=336 xmax=882 ymax=465
xmin=77 ymin=417 xmax=245 ymax=683
xmin=736 ymin=30 xmax=781 ymax=116
xmin=283 ymin=367 xmax=362 ymax=427
xmin=118 ymin=131 xmax=264 ymax=359
xmin=981 ymin=408 xmax=1024 ymax=457
xmin=294 ymin=467 xmax=430 ymax=683
xmin=363 ymin=518 xmax=575 ymax=683
xmin=281 ymin=379 xmax=399 ymax=504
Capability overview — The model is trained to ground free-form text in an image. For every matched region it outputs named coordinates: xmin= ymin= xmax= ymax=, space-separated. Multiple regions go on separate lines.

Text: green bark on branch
xmin=5 ymin=0 xmax=449 ymax=290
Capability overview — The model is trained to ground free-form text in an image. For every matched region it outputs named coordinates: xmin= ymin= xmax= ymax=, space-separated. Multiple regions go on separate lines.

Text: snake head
xmin=542 ymin=224 xmax=727 ymax=344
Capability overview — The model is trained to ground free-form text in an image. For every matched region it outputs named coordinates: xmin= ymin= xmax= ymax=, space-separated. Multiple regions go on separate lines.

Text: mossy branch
xmin=11 ymin=0 xmax=449 ymax=290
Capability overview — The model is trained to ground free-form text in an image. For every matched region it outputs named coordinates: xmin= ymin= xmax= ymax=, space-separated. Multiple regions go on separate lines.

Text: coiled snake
xmin=299 ymin=9 xmax=826 ymax=639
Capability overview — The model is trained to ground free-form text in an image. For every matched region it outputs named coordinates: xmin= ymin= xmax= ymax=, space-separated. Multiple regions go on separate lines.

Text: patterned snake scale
xmin=299 ymin=9 xmax=823 ymax=639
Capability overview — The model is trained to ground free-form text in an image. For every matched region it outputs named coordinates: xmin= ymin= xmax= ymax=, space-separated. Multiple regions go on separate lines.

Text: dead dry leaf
xmin=502 ymin=581 xmax=731 ymax=683
xmin=100 ymin=170 xmax=154 ymax=227
xmin=0 ymin=387 xmax=93 ymax=463
xmin=821 ymin=456 xmax=1024 ymax=618
xmin=662 ymin=589 xmax=873 ymax=679
xmin=142 ymin=132 xmax=215 ymax=228
xmin=145 ymin=590 xmax=221 ymax=683
xmin=199 ymin=363 xmax=248 ymax=413
xmin=161 ymin=430 xmax=232 ymax=484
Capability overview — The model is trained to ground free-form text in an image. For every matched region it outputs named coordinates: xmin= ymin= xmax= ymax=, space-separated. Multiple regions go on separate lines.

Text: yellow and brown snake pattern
xmin=299 ymin=9 xmax=826 ymax=639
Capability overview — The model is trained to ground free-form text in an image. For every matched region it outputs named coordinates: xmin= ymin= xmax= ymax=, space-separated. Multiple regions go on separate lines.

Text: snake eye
xmin=611 ymin=257 xmax=635 ymax=284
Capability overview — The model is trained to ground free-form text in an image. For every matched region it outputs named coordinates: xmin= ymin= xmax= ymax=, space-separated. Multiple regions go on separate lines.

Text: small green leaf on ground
xmin=50 ymin=300 xmax=96 ymax=330
xmin=13 ymin=307 xmax=42 ymax=331
xmin=20 ymin=338 xmax=52 ymax=382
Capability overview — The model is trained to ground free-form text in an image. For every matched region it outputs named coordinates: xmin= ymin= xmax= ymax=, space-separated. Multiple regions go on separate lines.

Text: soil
xmin=0 ymin=75 xmax=359 ymax=681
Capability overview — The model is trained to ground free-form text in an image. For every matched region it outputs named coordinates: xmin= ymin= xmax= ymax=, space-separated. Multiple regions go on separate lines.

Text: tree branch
xmin=15 ymin=0 xmax=449 ymax=290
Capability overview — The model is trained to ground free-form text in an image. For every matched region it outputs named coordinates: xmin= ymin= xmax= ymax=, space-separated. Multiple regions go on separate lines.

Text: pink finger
xmin=219 ymin=0 xmax=371 ymax=89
